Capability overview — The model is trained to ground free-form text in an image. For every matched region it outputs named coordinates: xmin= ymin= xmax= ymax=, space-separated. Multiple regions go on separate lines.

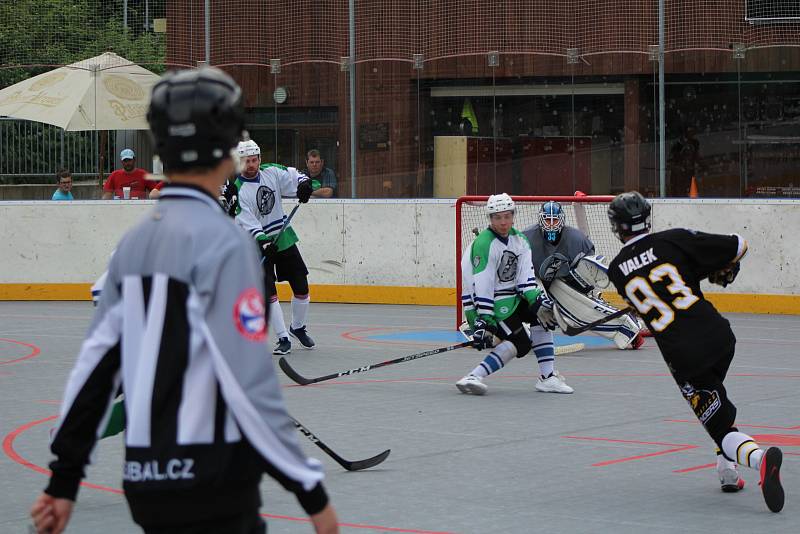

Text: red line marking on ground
xmin=259 ymin=513 xmax=453 ymax=533
xmin=751 ymin=434 xmax=800 ymax=447
xmin=3 ymin=415 xmax=453 ymax=533
xmin=562 ymin=435 xmax=698 ymax=467
xmin=665 ymin=419 xmax=800 ymax=430
xmin=0 ymin=338 xmax=41 ymax=365
xmin=673 ymin=463 xmax=716 ymax=473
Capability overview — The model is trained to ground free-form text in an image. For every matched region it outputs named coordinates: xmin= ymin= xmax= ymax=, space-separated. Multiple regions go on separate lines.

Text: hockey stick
xmin=561 ymin=306 xmax=635 ymax=336
xmin=555 ymin=342 xmax=585 ymax=355
xmin=261 ymin=203 xmax=301 ymax=264
xmin=279 ymin=341 xmax=472 ymax=386
xmin=291 ymin=416 xmax=391 ymax=471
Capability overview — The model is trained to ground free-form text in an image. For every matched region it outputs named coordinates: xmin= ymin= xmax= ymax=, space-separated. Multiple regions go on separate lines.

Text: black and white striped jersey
xmin=45 ymin=184 xmax=328 ymax=527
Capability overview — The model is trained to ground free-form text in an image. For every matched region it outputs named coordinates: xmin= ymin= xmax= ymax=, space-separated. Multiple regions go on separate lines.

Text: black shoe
xmin=273 ymin=337 xmax=291 ymax=355
xmin=759 ymin=447 xmax=784 ymax=513
xmin=289 ymin=325 xmax=315 ymax=349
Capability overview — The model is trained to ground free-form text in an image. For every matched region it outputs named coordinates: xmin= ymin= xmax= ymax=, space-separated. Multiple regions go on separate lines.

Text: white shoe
xmin=719 ymin=467 xmax=745 ymax=493
xmin=536 ymin=371 xmax=574 ymax=394
xmin=456 ymin=375 xmax=488 ymax=395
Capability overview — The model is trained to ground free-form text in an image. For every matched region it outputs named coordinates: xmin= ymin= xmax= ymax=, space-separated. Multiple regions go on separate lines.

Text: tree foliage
xmin=0 ymin=0 xmax=166 ymax=89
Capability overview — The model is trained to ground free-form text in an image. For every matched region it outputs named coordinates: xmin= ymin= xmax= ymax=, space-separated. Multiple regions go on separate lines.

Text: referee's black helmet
xmin=147 ymin=67 xmax=244 ymax=172
xmin=608 ymin=191 xmax=652 ymax=242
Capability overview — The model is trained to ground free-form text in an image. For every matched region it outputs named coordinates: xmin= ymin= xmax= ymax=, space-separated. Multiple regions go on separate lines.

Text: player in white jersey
xmin=523 ymin=201 xmax=644 ymax=350
xmin=457 ymin=193 xmax=573 ymax=395
xmin=234 ymin=140 xmax=315 ymax=355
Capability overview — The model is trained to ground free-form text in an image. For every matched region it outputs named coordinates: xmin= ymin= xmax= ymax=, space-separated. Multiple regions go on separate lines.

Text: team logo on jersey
xmin=473 ymin=255 xmax=481 ymax=268
xmin=497 ymin=250 xmax=518 ymax=282
xmin=233 ymin=288 xmax=267 ymax=341
xmin=256 ymin=186 xmax=276 ymax=216
xmin=499 ymin=306 xmax=509 ymax=314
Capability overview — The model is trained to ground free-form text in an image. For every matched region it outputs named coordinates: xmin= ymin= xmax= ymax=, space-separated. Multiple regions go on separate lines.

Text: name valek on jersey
xmin=618 ymin=248 xmax=658 ymax=276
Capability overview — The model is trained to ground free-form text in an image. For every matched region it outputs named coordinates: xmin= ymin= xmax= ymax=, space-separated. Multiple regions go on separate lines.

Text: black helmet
xmin=607 ymin=191 xmax=651 ymax=242
xmin=147 ymin=67 xmax=244 ymax=172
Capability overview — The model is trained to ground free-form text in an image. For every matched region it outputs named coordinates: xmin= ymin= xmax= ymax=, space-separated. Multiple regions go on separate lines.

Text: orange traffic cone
xmin=689 ymin=176 xmax=699 ymax=198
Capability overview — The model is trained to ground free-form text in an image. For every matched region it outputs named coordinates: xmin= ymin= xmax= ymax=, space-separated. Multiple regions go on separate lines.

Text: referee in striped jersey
xmin=30 ymin=68 xmax=339 ymax=534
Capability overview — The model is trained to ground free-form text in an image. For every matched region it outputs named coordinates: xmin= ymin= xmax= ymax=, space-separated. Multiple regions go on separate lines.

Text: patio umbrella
xmin=0 ymin=51 xmax=159 ymax=131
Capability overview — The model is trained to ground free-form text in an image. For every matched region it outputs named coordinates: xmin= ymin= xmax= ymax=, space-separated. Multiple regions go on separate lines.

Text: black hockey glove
xmin=708 ymin=262 xmax=740 ymax=288
xmin=529 ymin=294 xmax=557 ymax=331
xmin=471 ymin=318 xmax=497 ymax=351
xmin=296 ymin=177 xmax=313 ymax=203
xmin=218 ymin=178 xmax=239 ymax=218
xmin=260 ymin=240 xmax=278 ymax=259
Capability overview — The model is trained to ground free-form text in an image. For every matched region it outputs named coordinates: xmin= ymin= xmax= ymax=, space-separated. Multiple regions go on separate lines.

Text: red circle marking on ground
xmin=340 ymin=327 xmax=451 ymax=347
xmin=3 ymin=416 xmax=453 ymax=534
xmin=0 ymin=338 xmax=41 ymax=365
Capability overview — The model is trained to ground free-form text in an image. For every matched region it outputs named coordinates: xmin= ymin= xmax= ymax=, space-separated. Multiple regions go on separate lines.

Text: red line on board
xmin=3 ymin=415 xmax=454 ymax=533
xmin=0 ymin=338 xmax=41 ymax=365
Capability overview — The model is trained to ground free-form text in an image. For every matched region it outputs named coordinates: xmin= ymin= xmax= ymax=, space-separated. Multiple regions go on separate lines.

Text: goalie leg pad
xmin=548 ymin=278 xmax=641 ymax=348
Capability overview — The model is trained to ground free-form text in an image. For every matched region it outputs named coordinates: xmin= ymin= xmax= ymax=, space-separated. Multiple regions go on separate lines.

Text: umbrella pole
xmin=98 ymin=130 xmax=107 ymax=187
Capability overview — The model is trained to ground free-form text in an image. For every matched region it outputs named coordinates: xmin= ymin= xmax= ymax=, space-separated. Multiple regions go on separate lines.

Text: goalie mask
xmin=608 ymin=191 xmax=652 ymax=242
xmin=539 ymin=201 xmax=565 ymax=243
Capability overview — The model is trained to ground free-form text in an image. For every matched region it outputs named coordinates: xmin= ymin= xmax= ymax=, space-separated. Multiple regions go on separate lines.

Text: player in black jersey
xmin=606 ymin=191 xmax=784 ymax=513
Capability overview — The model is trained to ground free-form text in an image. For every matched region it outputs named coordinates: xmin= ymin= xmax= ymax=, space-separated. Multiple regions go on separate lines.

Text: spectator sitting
xmin=101 ymin=149 xmax=157 ymax=200
xmin=52 ymin=169 xmax=74 ymax=200
xmin=304 ymin=149 xmax=337 ymax=198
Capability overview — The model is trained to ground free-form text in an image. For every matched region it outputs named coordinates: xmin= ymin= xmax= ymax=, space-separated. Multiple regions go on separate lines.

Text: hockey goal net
xmin=455 ymin=195 xmax=620 ymax=325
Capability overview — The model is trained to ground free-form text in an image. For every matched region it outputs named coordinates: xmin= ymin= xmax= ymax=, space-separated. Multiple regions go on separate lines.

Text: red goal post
xmin=455 ymin=195 xmax=620 ymax=326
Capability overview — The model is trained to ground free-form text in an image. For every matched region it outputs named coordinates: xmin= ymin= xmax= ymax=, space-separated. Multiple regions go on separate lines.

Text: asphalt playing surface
xmin=1 ymin=301 xmax=798 ymax=533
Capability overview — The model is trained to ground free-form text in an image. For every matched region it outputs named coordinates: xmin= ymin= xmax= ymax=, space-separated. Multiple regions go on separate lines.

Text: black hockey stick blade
xmin=279 ymin=341 xmax=471 ymax=386
xmin=339 ymin=448 xmax=392 ymax=472
xmin=561 ymin=306 xmax=634 ymax=336
xmin=279 ymin=357 xmax=314 ymax=385
xmin=292 ymin=417 xmax=391 ymax=471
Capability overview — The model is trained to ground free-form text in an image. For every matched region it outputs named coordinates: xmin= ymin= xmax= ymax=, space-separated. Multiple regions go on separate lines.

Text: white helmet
xmin=486 ymin=193 xmax=515 ymax=216
xmin=236 ymin=139 xmax=260 ymax=157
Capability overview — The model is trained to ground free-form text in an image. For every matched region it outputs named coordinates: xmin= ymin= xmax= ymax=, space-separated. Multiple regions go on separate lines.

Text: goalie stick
xmin=560 ymin=306 xmax=635 ymax=336
xmin=291 ymin=416 xmax=390 ymax=471
xmin=279 ymin=341 xmax=472 ymax=386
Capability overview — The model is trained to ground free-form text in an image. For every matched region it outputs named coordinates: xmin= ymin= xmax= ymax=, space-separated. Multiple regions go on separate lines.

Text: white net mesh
xmin=457 ymin=195 xmax=620 ymax=260
xmin=456 ymin=195 xmax=621 ymax=321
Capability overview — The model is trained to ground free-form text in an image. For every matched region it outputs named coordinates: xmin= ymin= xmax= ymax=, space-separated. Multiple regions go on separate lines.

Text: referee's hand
xmin=310 ymin=503 xmax=339 ymax=533
xmin=30 ymin=493 xmax=73 ymax=534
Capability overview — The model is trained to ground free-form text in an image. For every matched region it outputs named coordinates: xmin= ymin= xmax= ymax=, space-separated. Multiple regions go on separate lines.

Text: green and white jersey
xmin=234 ymin=163 xmax=306 ymax=251
xmin=461 ymin=227 xmax=542 ymax=326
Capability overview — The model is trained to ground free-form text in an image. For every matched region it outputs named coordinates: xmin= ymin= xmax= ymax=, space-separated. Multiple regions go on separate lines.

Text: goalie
xmin=523 ymin=201 xmax=645 ymax=350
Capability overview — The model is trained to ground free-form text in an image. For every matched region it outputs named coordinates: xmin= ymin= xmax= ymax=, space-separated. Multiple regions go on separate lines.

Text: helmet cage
xmin=538 ymin=201 xmax=565 ymax=243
